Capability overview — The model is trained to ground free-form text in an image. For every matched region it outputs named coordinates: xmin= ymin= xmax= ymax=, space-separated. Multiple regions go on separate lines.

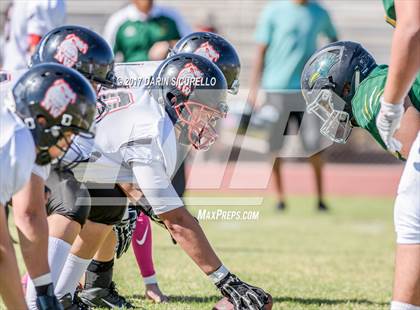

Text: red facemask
xmin=174 ymin=100 xmax=225 ymax=150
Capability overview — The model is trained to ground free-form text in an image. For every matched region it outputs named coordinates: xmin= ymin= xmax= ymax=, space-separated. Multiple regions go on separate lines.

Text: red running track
xmin=184 ymin=162 xmax=404 ymax=197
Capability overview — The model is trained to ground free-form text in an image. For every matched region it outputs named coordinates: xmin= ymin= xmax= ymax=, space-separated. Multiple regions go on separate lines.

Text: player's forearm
xmin=383 ymin=26 xmax=420 ymax=104
xmin=249 ymin=45 xmax=266 ymax=95
xmin=160 ymin=208 xmax=222 ymax=275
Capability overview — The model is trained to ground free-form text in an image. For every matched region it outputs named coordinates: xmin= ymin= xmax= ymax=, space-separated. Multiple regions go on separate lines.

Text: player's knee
xmin=394 ymin=193 xmax=420 ymax=244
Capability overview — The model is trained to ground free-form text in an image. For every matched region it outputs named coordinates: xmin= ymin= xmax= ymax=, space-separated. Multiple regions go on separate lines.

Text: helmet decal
xmin=308 ymin=52 xmax=340 ymax=88
xmin=176 ymin=63 xmax=204 ymax=96
xmin=54 ymin=34 xmax=89 ymax=67
xmin=40 ymin=79 xmax=77 ymax=118
xmin=194 ymin=42 xmax=220 ymax=63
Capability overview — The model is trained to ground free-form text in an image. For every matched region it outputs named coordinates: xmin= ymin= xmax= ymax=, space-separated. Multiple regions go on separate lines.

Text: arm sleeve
xmin=321 ymin=10 xmax=338 ymax=41
xmin=131 ymin=162 xmax=184 ymax=215
xmin=254 ymin=5 xmax=273 ymax=45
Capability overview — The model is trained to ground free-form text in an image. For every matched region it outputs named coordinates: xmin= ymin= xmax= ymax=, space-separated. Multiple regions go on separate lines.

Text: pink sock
xmin=132 ymin=213 xmax=156 ymax=282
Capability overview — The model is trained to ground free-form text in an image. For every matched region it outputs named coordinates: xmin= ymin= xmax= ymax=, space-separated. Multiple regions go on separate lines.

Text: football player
xmin=378 ymin=1 xmax=420 ymax=309
xmin=20 ymin=25 xmax=132 ymax=309
xmin=81 ymin=31 xmax=242 ymax=306
xmin=301 ymin=40 xmax=420 ymax=309
xmin=0 ymin=63 xmax=96 ymax=309
xmin=50 ymin=53 xmax=272 ymax=310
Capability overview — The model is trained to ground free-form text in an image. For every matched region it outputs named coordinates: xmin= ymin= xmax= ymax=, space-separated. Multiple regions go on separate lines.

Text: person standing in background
xmin=3 ymin=0 xmax=66 ymax=71
xmin=103 ymin=0 xmax=191 ymax=61
xmin=248 ymin=0 xmax=338 ymax=211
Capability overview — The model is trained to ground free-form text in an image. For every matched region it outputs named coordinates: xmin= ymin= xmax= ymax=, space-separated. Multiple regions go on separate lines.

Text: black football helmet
xmin=12 ymin=63 xmax=97 ymax=165
xmin=169 ymin=32 xmax=241 ymax=94
xmin=301 ymin=41 xmax=377 ymax=143
xmin=151 ymin=53 xmax=228 ymax=150
xmin=31 ymin=25 xmax=116 ymax=88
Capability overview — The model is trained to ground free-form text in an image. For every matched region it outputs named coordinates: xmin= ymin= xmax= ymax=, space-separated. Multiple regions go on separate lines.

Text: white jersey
xmin=0 ymin=100 xmax=36 ymax=205
xmin=114 ymin=61 xmax=162 ymax=88
xmin=3 ymin=0 xmax=66 ymax=71
xmin=72 ymin=84 xmax=183 ymax=214
xmin=74 ymin=86 xmax=177 ymax=183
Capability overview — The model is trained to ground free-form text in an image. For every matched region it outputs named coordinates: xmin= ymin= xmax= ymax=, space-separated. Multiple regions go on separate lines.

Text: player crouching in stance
xmin=0 ymin=63 xmax=96 ymax=309
xmin=54 ymin=53 xmax=272 ymax=310
xmin=87 ymin=30 xmax=242 ymax=306
xmin=301 ymin=41 xmax=420 ymax=308
xmin=20 ymin=25 xmax=134 ymax=309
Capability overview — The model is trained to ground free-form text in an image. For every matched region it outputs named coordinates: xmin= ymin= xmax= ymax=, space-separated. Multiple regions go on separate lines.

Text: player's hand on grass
xmin=376 ymin=97 xmax=404 ymax=152
xmin=215 ymin=273 xmax=272 ymax=310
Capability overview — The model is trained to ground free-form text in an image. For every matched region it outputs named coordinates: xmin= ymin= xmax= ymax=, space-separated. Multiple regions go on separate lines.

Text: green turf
xmin=4 ymin=194 xmax=395 ymax=310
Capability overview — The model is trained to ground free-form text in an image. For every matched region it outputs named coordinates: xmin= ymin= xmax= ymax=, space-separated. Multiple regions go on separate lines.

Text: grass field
xmin=5 ymin=194 xmax=395 ymax=310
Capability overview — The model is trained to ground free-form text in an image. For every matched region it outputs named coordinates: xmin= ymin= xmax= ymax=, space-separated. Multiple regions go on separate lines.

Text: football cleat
xmin=59 ymin=293 xmax=90 ymax=310
xmin=78 ymin=281 xmax=134 ymax=309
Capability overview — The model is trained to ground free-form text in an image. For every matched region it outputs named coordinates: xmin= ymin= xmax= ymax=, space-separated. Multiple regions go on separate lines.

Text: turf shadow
xmin=127 ymin=294 xmax=221 ymax=303
xmin=272 ymin=296 xmax=388 ymax=306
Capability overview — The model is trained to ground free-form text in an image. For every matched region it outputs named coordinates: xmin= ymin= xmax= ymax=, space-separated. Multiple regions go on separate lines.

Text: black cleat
xmin=318 ymin=201 xmax=329 ymax=212
xmin=276 ymin=201 xmax=286 ymax=211
xmin=59 ymin=293 xmax=90 ymax=310
xmin=79 ymin=281 xmax=134 ymax=308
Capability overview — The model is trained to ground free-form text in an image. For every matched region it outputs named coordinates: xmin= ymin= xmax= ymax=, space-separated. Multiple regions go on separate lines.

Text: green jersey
xmin=103 ymin=4 xmax=190 ymax=62
xmin=352 ymin=65 xmax=420 ymax=153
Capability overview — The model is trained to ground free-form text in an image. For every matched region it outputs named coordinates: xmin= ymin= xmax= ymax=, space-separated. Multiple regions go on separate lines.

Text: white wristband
xmin=208 ymin=265 xmax=230 ymax=284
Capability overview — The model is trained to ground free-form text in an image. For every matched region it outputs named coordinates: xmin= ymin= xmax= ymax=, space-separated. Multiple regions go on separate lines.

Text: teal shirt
xmin=255 ymin=1 xmax=337 ymax=90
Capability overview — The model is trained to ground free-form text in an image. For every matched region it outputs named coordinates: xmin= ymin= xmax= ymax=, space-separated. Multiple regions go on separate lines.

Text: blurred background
xmin=0 ymin=0 xmax=402 ymax=199
xmin=0 ymin=3 xmax=403 ymax=308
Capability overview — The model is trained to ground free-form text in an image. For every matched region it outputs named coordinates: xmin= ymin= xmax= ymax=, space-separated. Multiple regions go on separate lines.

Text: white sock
xmin=25 ymin=273 xmax=53 ymax=310
xmin=55 ymin=253 xmax=91 ymax=299
xmin=391 ymin=301 xmax=420 ymax=310
xmin=26 ymin=237 xmax=71 ymax=309
xmin=48 ymin=237 xmax=72 ymax=285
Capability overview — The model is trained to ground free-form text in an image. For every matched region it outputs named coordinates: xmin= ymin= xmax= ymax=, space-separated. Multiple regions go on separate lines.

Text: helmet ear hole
xmin=36 ymin=115 xmax=47 ymax=128
xmin=166 ymin=92 xmax=176 ymax=104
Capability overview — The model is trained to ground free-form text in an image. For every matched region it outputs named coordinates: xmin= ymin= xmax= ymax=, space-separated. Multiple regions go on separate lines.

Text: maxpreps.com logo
xmin=54 ymin=34 xmax=89 ymax=67
xmin=40 ymin=79 xmax=77 ymax=118
xmin=194 ymin=42 xmax=220 ymax=63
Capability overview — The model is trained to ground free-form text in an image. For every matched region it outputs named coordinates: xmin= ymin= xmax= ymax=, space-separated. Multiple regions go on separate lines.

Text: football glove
xmin=216 ymin=273 xmax=271 ymax=310
xmin=114 ymin=206 xmax=139 ymax=259
xmin=376 ymin=97 xmax=404 ymax=153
